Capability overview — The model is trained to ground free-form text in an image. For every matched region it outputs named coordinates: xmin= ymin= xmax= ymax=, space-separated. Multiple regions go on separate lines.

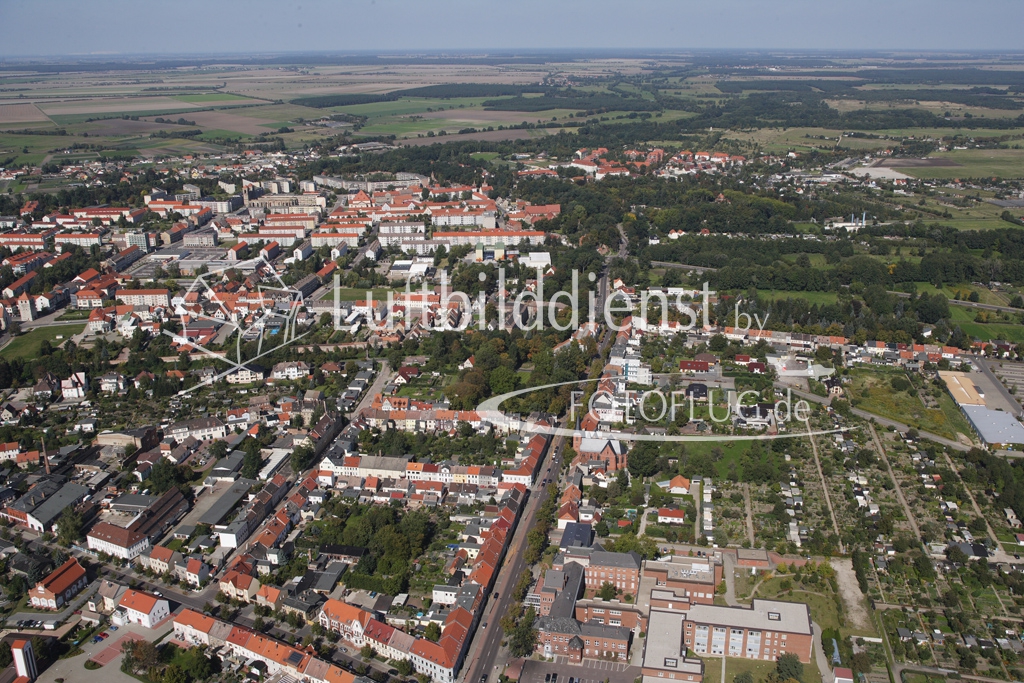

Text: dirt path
xmin=806 ymin=422 xmax=844 ymax=553
xmin=743 ymin=484 xmax=755 ymax=546
xmin=867 ymin=423 xmax=923 ymax=542
xmin=830 ymin=557 xmax=872 ymax=631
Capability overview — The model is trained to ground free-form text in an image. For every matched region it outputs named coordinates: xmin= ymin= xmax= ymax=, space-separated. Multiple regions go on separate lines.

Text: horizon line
xmin=4 ymin=47 xmax=1024 ymax=63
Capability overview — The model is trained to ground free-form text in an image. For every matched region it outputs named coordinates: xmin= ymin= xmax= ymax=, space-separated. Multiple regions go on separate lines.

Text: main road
xmin=463 ymin=425 xmax=567 ymax=683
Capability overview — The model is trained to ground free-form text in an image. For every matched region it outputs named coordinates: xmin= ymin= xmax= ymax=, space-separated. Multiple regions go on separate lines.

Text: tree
xmin=396 ymin=659 xmax=414 ymax=676
xmin=208 ymin=440 xmax=229 ymax=460
xmin=360 ymin=644 xmax=375 ymax=660
xmin=734 ymin=673 xmax=753 ymax=683
xmin=627 ymin=441 xmax=659 ymax=478
xmin=851 ymin=651 xmax=872 ymax=674
xmin=162 ymin=664 xmax=188 ymax=683
xmin=508 ymin=606 xmax=538 ymax=657
xmin=776 ymin=653 xmax=803 ymax=683
xmin=0 ymin=642 xmax=10 ymax=668
xmin=121 ymin=639 xmax=158 ymax=674
xmin=241 ymin=448 xmax=262 ymax=479
xmin=424 ymin=622 xmax=441 ymax=642
xmin=594 ymin=520 xmax=610 ymax=537
xmin=488 ymin=366 xmax=519 ymax=395
xmin=56 ymin=506 xmax=83 ymax=547
xmin=598 ymin=582 xmax=617 ymax=600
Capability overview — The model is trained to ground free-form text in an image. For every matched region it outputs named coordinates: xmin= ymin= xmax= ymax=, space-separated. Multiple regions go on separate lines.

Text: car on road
xmin=551 ymin=675 xmax=558 ymax=683
xmin=493 ymin=592 xmax=499 ymax=599
xmin=482 ymin=622 xmax=487 ymax=629
xmin=110 ymin=626 xmax=118 ymax=631
xmin=545 ymin=675 xmax=551 ymax=682
xmin=481 ymin=676 xmax=487 ymax=683
xmin=388 ymin=669 xmax=399 ymax=676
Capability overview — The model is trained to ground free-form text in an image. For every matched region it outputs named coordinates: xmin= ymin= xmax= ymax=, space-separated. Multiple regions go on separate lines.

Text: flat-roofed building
xmin=939 ymin=371 xmax=985 ymax=406
xmin=683 ymin=599 xmax=814 ymax=663
xmin=641 ymin=609 xmax=705 ymax=683
xmin=643 ymin=556 xmax=721 ymax=605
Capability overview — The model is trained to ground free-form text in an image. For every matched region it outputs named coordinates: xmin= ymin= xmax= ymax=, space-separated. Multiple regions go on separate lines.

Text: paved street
xmin=462 ymin=428 xmax=564 ymax=683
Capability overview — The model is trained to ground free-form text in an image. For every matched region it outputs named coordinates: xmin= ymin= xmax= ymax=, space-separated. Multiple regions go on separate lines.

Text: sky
xmin=1 ymin=0 xmax=1022 ymax=57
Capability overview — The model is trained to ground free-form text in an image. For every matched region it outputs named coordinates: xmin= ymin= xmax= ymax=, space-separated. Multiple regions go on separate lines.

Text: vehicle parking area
xmin=519 ymin=659 xmax=639 ymax=683
xmin=90 ymin=632 xmax=145 ymax=666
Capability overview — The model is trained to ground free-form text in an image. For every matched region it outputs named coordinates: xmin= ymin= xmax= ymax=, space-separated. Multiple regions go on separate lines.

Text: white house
xmin=87 ymin=522 xmax=150 ymax=560
xmin=115 ymin=589 xmax=170 ymax=628
xmin=60 ymin=372 xmax=88 ymax=399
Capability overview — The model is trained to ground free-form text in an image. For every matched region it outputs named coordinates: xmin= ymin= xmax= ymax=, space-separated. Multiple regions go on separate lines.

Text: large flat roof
xmin=685 ymin=599 xmax=812 ymax=635
xmin=962 ymin=405 xmax=1024 ymax=446
xmin=644 ymin=610 xmax=704 ymax=675
xmin=939 ymin=371 xmax=985 ymax=406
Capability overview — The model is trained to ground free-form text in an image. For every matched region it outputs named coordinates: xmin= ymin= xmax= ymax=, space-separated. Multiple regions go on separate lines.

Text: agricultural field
xmin=898 ymin=148 xmax=1024 ymax=180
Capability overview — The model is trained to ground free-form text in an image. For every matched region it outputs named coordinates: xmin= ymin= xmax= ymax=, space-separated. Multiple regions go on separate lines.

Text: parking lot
xmin=520 ymin=658 xmax=640 ymax=683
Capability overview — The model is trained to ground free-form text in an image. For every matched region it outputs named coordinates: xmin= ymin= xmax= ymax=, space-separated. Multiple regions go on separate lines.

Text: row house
xmin=172 ymin=609 xmax=356 ymax=683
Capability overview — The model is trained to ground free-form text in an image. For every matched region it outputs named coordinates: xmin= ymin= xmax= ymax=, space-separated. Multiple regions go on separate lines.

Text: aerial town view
xmin=1 ymin=3 xmax=1024 ymax=683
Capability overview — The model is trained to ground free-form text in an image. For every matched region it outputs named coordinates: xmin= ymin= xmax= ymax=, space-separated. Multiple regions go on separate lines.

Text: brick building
xmin=642 ymin=556 xmax=722 ymax=605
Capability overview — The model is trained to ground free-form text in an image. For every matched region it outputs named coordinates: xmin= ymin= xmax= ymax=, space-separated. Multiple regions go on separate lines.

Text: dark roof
xmin=559 ymin=523 xmax=594 ymax=550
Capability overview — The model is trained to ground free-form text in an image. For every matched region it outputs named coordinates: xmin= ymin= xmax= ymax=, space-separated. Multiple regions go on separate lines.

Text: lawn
xmin=848 ymin=368 xmax=960 ymax=440
xmin=702 ymin=651 xmax=820 ymax=683
xmin=2 ymin=324 xmax=85 ymax=360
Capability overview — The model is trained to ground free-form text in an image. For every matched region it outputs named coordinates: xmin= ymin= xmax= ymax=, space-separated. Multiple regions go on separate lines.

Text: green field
xmin=194 ymin=129 xmax=253 ymax=141
xmin=900 ymin=148 xmax=1024 ymax=179
xmin=2 ymin=324 xmax=86 ymax=360
xmin=848 ymin=368 xmax=964 ymax=439
xmin=175 ymin=93 xmax=253 ymax=103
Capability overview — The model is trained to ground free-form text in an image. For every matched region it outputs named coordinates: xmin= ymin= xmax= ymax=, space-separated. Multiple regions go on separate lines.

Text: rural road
xmin=889 ymin=290 xmax=1022 ymax=315
xmin=650 ymin=261 xmax=718 ymax=273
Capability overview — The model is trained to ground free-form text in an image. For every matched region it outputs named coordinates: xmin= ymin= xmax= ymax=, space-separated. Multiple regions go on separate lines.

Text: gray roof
xmin=590 ymin=549 xmax=642 ymax=570
xmin=560 ymin=523 xmax=594 ymax=550
xmin=961 ymin=405 xmax=1024 ymax=446
xmin=17 ymin=481 xmax=90 ymax=529
xmin=684 ymin=599 xmax=812 ymax=635
xmin=548 ymin=563 xmax=584 ymax=619
xmin=198 ymin=478 xmax=255 ymax=526
xmin=110 ymin=493 xmax=156 ymax=513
